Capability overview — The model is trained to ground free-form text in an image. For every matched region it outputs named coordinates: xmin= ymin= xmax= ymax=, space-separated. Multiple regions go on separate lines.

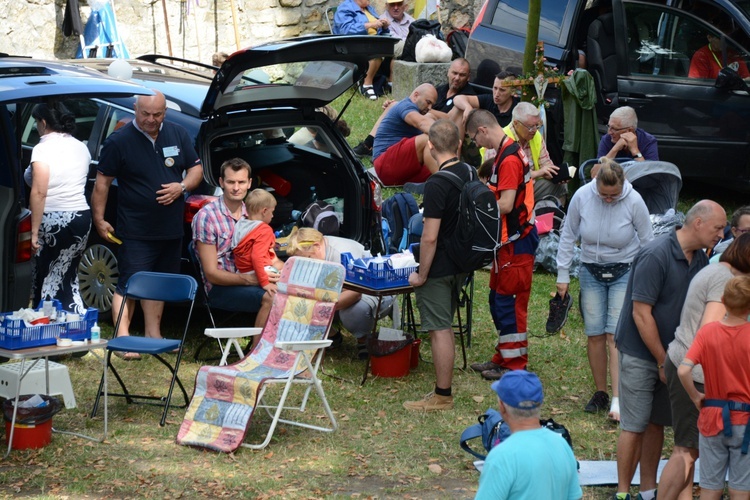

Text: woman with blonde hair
xmin=554 ymin=157 xmax=653 ymax=420
xmin=287 ymin=228 xmax=393 ymax=359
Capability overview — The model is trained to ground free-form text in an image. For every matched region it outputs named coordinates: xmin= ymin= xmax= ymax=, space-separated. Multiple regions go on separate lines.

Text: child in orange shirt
xmin=678 ymin=275 xmax=750 ymax=499
xmin=231 ymin=189 xmax=285 ymax=294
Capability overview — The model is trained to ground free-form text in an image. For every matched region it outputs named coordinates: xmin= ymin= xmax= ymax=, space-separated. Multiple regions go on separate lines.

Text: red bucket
xmin=410 ymin=339 xmax=422 ymax=369
xmin=5 ymin=419 xmax=53 ymax=450
xmin=371 ymin=344 xmax=411 ymax=378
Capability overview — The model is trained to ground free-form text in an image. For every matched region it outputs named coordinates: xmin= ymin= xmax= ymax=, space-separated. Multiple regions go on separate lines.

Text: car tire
xmin=78 ymin=244 xmax=118 ymax=320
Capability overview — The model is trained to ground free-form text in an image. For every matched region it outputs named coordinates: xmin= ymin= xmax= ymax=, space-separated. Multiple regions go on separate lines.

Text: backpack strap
xmin=394 ymin=193 xmax=419 ymax=252
xmin=459 ymin=422 xmax=488 ymax=460
xmin=704 ymin=399 xmax=750 ymax=454
xmin=434 ymin=162 xmax=476 ymax=191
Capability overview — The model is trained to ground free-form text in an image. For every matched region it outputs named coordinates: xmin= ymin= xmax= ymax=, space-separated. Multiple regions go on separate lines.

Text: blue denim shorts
xmin=579 ymin=265 xmax=629 ymax=336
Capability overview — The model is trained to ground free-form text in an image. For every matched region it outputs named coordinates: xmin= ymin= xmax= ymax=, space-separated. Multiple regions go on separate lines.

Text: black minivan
xmin=466 ymin=0 xmax=750 ymax=192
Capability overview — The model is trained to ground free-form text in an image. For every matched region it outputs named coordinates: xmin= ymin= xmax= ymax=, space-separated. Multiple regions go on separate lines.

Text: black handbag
xmin=582 ymin=262 xmax=631 ymax=283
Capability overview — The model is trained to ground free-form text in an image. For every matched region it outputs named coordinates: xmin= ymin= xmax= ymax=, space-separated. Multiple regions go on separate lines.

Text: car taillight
xmin=16 ymin=213 xmax=32 ymax=263
xmin=184 ymin=194 xmax=217 ymax=224
xmin=371 ymin=180 xmax=382 ymax=211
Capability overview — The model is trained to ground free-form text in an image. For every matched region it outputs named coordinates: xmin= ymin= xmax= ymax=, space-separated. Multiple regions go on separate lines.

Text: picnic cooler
xmin=3 ymin=394 xmax=63 ymax=450
xmin=0 ymin=301 xmax=98 ymax=350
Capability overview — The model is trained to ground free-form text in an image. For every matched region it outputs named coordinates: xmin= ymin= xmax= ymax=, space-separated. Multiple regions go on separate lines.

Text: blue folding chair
xmin=90 ymin=272 xmax=198 ymax=426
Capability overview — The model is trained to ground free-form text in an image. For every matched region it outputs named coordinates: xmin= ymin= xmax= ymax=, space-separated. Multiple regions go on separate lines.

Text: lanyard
xmin=708 ymin=44 xmax=724 ymax=69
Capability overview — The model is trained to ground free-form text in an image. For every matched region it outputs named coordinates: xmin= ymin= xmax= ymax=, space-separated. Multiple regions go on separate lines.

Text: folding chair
xmin=90 ymin=272 xmax=198 ymax=426
xmin=177 ymin=257 xmax=344 ymax=452
xmin=326 ymin=6 xmax=337 ymax=33
xmin=188 ymin=240 xmax=256 ymax=363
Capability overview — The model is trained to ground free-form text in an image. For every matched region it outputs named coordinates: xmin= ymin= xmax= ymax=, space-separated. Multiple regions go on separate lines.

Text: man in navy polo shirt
xmin=92 ymin=91 xmax=203 ymax=357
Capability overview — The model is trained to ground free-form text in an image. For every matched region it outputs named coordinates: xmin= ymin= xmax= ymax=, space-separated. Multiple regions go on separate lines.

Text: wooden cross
xmin=499 ymin=42 xmax=564 ymax=105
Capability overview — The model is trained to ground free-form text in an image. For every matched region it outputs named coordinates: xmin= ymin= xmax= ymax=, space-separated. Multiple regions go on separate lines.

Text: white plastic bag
xmin=415 ymin=35 xmax=452 ymax=63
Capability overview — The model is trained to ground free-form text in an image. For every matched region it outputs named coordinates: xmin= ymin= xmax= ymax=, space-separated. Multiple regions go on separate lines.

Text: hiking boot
xmin=546 ymin=292 xmax=573 ymax=333
xmin=403 ymin=392 xmax=454 ymax=411
xmin=353 ymin=141 xmax=372 ymax=157
xmin=470 ymin=360 xmax=502 ymax=373
xmin=585 ymin=391 xmax=610 ymax=413
xmin=612 ymin=494 xmax=631 ymax=500
xmin=481 ymin=367 xmax=510 ymax=381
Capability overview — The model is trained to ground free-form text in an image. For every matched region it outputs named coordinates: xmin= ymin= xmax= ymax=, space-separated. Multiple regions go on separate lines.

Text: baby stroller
xmin=579 ymin=158 xmax=682 ymax=214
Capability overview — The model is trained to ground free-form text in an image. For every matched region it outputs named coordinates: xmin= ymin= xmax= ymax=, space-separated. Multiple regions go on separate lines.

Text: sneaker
xmin=636 ymin=490 xmax=657 ymax=500
xmin=403 ymin=392 xmax=454 ymax=411
xmin=612 ymin=494 xmax=631 ymax=500
xmin=352 ymin=141 xmax=372 ymax=157
xmin=481 ymin=367 xmax=510 ymax=381
xmin=546 ymin=292 xmax=573 ymax=333
xmin=585 ymin=390 xmax=610 ymax=413
xmin=470 ymin=360 xmax=502 ymax=373
xmin=360 ymin=85 xmax=377 ymax=101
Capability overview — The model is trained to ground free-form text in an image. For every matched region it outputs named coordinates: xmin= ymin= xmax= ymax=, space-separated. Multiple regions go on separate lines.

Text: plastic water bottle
xmin=90 ymin=322 xmax=101 ymax=343
xmin=309 ymin=186 xmax=317 ymax=204
xmin=291 ymin=209 xmax=302 ymax=221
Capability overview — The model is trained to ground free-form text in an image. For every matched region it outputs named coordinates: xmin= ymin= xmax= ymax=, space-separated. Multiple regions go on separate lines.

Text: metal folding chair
xmin=90 ymin=272 xmax=197 ymax=426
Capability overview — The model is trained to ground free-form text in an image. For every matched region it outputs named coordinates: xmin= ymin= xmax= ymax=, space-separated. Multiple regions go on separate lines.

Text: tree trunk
xmin=522 ymin=0 xmax=542 ymax=102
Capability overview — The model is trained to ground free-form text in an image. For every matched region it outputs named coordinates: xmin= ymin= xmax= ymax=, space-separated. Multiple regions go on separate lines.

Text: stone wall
xmin=0 ymin=0 xmax=480 ymax=63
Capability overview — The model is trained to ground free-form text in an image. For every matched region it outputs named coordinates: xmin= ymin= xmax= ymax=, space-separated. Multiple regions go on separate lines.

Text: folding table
xmin=0 ymin=341 xmax=108 ymax=457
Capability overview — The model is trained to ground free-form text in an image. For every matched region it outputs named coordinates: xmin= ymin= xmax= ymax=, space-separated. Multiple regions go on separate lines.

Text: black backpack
xmin=401 ymin=20 xmax=443 ymax=63
xmin=382 ymin=192 xmax=420 ymax=254
xmin=299 ymin=200 xmax=340 ymax=236
xmin=435 ymin=163 xmax=500 ymax=273
xmin=446 ymin=28 xmax=470 ymax=59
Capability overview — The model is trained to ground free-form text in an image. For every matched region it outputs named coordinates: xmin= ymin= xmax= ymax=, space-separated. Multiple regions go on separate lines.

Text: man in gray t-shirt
xmin=611 ymin=200 xmax=727 ymax=500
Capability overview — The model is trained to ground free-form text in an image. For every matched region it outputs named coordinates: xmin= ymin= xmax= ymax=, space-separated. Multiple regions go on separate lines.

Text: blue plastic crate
xmin=0 ymin=302 xmax=98 ymax=350
xmin=341 ymin=252 xmax=417 ymax=290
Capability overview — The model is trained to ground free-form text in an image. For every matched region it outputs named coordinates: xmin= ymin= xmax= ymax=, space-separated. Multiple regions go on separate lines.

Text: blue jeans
xmin=207 ymin=284 xmax=265 ymax=313
xmin=579 ymin=265 xmax=629 ymax=336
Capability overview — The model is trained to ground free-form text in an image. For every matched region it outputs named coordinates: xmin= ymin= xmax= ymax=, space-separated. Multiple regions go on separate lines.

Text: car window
xmin=488 ymin=0 xmax=567 ymax=44
xmin=225 ymin=61 xmax=357 ymax=97
xmin=20 ymin=98 xmax=103 ymax=147
xmin=625 ymin=3 xmax=750 ymax=80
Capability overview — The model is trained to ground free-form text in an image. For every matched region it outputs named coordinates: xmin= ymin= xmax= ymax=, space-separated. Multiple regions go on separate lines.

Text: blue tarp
xmin=76 ymin=0 xmax=129 ymax=59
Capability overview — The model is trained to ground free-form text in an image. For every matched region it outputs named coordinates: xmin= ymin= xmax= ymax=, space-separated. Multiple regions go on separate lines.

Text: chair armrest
xmin=204 ymin=327 xmax=262 ymax=339
xmin=275 ymin=340 xmax=332 ymax=351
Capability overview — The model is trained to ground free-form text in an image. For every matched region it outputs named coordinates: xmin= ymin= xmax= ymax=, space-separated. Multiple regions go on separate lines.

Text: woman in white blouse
xmin=25 ymin=102 xmax=92 ymax=313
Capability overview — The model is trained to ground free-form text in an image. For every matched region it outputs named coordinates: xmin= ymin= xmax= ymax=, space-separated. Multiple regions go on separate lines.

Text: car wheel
xmin=78 ymin=244 xmax=118 ymax=318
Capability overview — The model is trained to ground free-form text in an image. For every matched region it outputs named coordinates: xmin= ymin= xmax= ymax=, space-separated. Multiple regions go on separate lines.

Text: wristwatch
xmin=180 ymin=182 xmax=187 ymax=193
xmin=633 ymin=152 xmax=643 ymax=159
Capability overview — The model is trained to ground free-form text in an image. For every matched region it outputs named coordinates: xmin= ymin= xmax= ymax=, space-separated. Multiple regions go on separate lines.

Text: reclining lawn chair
xmin=176 ymin=256 xmax=345 ymax=452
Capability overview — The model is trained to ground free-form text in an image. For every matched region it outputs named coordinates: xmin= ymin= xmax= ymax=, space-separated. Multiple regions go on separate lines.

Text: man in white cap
xmin=475 ymin=370 xmax=582 ymax=500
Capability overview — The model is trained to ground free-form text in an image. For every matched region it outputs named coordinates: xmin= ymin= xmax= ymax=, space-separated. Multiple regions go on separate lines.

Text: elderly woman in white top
xmin=24 ymin=102 xmax=92 ymax=314
xmin=555 ymin=158 xmax=653 ymax=420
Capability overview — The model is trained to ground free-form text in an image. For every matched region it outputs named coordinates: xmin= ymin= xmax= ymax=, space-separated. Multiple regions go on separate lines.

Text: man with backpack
xmin=403 ymin=119 xmax=470 ymax=412
xmin=475 ymin=370 xmax=582 ymax=500
xmin=465 ymin=109 xmax=539 ymax=380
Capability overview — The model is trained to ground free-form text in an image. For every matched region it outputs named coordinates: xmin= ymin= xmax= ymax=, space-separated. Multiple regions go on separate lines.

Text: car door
xmin=0 ymin=59 xmax=151 ymax=312
xmin=613 ymin=1 xmax=750 ymax=188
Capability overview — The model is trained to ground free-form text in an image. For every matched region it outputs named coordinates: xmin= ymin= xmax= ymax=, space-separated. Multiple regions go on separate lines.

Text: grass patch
xmin=2 ymin=91 xmax=743 ymax=498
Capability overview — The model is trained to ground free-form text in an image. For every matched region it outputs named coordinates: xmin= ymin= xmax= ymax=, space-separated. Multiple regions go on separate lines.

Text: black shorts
xmin=116 ymin=238 xmax=182 ymax=295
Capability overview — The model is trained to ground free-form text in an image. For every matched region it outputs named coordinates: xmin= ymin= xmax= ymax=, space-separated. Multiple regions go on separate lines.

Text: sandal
xmin=361 ymin=85 xmax=377 ymax=101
